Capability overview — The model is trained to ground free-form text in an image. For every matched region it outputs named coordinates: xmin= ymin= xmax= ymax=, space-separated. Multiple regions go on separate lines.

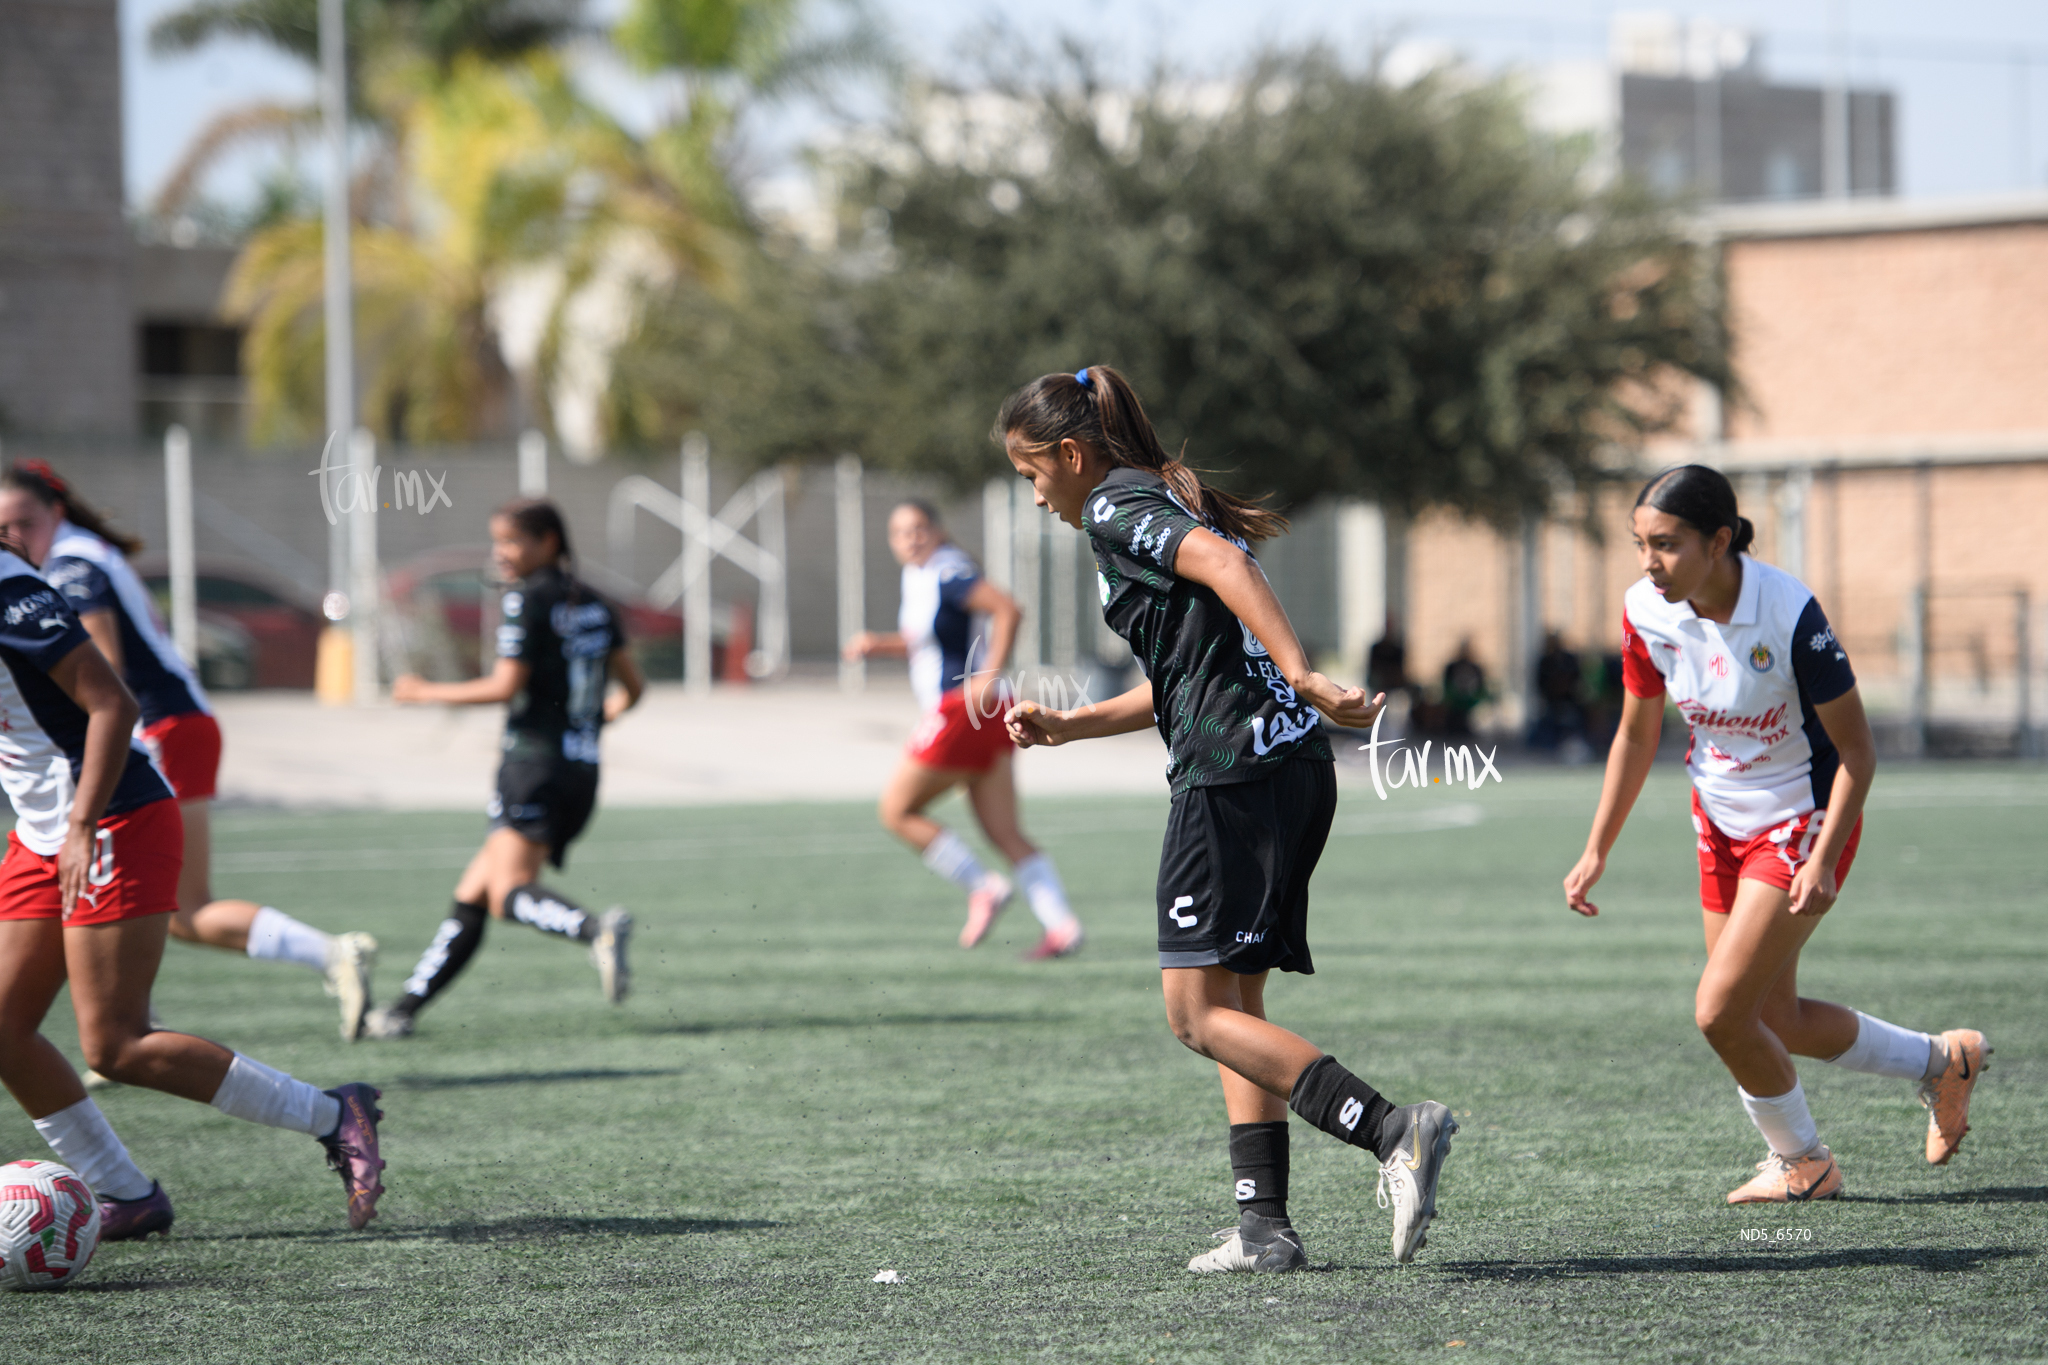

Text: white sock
xmin=210 ymin=1054 xmax=342 ymax=1138
xmin=920 ymin=830 xmax=989 ymax=892
xmin=32 ymin=1098 xmax=153 ymax=1201
xmin=1739 ymin=1081 xmax=1822 ymax=1158
xmin=247 ymin=906 xmax=334 ymax=972
xmin=1013 ymin=853 xmax=1077 ymax=931
xmin=1827 ymin=1011 xmax=1937 ymax=1080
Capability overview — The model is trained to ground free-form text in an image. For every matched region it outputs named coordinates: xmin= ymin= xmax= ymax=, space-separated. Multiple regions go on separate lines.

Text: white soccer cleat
xmin=1187 ymin=1220 xmax=1306 ymax=1273
xmin=1376 ymin=1101 xmax=1458 ymax=1264
xmin=324 ymin=932 xmax=379 ymax=1041
xmin=593 ymin=907 xmax=633 ymax=1004
xmin=361 ymin=1007 xmax=416 ymax=1040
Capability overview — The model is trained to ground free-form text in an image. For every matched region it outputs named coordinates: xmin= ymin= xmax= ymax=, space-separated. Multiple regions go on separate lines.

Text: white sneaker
xmin=324 ymin=932 xmax=379 ymax=1041
xmin=593 ymin=908 xmax=632 ymax=1004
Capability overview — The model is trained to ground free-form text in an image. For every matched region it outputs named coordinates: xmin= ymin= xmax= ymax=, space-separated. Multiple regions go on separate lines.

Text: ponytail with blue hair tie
xmin=1074 ymin=367 xmax=1093 ymax=389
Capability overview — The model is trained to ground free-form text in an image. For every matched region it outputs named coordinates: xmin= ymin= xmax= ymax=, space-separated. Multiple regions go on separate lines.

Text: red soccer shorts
xmin=1692 ymin=789 xmax=1862 ymax=915
xmin=0 ymin=799 xmax=184 ymax=926
xmin=906 ymin=687 xmax=1014 ymax=773
xmin=140 ymin=710 xmax=222 ymax=802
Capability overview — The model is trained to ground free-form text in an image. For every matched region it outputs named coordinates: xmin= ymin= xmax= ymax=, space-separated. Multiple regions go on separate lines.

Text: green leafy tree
xmin=623 ymin=48 xmax=1734 ymax=519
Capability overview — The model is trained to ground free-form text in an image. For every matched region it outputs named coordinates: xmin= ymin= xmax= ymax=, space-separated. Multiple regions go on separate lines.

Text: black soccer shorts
xmin=1155 ymin=757 xmax=1337 ymax=975
xmin=488 ymin=755 xmax=599 ymax=868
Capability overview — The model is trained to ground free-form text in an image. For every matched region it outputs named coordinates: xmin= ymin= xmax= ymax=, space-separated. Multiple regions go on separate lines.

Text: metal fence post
xmin=163 ymin=424 xmax=199 ymax=666
xmin=837 ymin=455 xmax=865 ymax=693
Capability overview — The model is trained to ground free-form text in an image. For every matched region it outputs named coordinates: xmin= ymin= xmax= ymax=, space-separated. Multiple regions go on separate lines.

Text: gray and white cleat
xmin=1376 ymin=1101 xmax=1458 ymax=1264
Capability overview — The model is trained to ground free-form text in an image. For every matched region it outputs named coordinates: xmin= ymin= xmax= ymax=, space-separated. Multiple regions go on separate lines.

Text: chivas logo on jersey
xmin=1749 ymin=644 xmax=1774 ymax=673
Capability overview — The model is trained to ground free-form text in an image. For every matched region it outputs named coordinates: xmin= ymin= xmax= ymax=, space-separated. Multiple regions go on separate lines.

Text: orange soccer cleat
xmin=1726 ymin=1146 xmax=1843 ymax=1204
xmin=1918 ymin=1029 xmax=1991 ymax=1166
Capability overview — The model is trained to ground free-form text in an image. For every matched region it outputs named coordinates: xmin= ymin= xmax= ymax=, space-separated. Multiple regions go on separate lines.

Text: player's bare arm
xmin=1565 ymin=686 xmax=1664 ymax=917
xmin=1171 ymin=528 xmax=1384 ymax=730
xmin=1007 ymin=679 xmax=1156 ymax=747
xmin=46 ymin=638 xmax=140 ymax=914
xmin=77 ymin=606 xmax=124 ymax=676
xmin=842 ymin=630 xmax=909 ymax=659
xmin=1787 ymin=686 xmax=1876 ymax=918
xmin=392 ymin=657 xmax=530 ymax=707
xmin=603 ymin=646 xmax=645 ymax=723
xmin=961 ymin=578 xmax=1021 ymax=716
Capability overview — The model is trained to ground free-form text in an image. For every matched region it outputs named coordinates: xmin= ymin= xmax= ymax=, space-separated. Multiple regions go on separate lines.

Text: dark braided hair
xmin=1 ymin=460 xmax=144 ymax=556
xmin=1635 ymin=465 xmax=1755 ymax=556
xmin=994 ymin=365 xmax=1288 ymax=544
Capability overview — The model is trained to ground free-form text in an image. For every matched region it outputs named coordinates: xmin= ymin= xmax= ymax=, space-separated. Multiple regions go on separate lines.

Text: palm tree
xmin=156 ymin=0 xmax=882 ymax=449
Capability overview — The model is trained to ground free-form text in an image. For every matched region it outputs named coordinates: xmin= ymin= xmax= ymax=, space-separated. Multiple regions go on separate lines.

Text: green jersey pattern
xmin=1084 ymin=467 xmax=1331 ymax=793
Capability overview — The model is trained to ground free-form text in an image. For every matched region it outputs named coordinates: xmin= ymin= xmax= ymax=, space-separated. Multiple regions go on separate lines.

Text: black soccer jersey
xmin=496 ymin=567 xmax=623 ymax=766
xmin=1084 ymin=467 xmax=1331 ymax=792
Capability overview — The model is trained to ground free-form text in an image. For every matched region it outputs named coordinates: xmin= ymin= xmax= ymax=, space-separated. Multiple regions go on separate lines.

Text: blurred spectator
xmin=1529 ymin=630 xmax=1590 ymax=759
xmin=1366 ymin=614 xmax=1413 ymax=702
xmin=1439 ymin=638 xmax=1489 ymax=737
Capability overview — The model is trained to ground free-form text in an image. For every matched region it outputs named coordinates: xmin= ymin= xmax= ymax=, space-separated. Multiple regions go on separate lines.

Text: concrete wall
xmin=0 ymin=0 xmax=135 ymax=436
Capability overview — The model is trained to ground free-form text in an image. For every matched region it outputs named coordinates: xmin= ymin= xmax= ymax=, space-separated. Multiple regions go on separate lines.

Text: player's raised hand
xmin=1563 ymin=849 xmax=1605 ymax=917
xmin=1296 ymin=674 xmax=1384 ymax=730
xmin=1005 ymin=700 xmax=1068 ymax=748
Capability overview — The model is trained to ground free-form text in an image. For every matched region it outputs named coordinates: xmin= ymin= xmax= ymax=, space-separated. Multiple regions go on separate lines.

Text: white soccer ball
xmin=0 ymin=1160 xmax=101 ymax=1291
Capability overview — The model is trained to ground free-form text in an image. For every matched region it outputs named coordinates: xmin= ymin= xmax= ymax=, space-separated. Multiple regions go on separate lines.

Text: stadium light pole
xmin=320 ymin=0 xmax=355 ymax=653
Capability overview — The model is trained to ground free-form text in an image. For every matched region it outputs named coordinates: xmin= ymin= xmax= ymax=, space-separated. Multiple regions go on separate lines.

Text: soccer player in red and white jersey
xmin=0 ymin=462 xmax=380 ymax=1040
xmin=0 ymin=535 xmax=383 ymax=1237
xmin=1565 ymin=466 xmax=1988 ymax=1203
xmin=842 ymin=500 xmax=1084 ymax=958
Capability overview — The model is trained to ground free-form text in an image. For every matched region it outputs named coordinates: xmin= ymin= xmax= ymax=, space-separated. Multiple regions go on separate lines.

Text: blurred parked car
xmin=384 ymin=545 xmax=691 ymax=681
xmin=136 ymin=555 xmax=323 ymax=691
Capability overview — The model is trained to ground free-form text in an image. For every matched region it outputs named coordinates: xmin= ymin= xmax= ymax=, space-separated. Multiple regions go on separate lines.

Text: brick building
xmin=1385 ymin=192 xmax=2048 ymax=752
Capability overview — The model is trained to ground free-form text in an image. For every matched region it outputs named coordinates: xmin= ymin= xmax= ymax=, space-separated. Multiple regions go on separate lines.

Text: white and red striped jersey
xmin=1621 ymin=555 xmax=1857 ymax=840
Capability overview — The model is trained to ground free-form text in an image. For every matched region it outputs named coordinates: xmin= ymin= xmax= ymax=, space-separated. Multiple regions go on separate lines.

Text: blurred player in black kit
xmin=365 ymin=499 xmax=645 ymax=1039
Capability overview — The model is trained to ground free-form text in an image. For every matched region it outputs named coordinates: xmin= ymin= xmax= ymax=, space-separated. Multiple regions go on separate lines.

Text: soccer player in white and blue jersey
xmin=0 ymin=461 xmax=379 ymax=1040
xmin=843 ymin=500 xmax=1084 ymax=958
xmin=1565 ymin=466 xmax=1988 ymax=1203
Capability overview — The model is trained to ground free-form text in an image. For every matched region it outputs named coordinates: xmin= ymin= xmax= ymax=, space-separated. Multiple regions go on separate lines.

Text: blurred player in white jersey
xmin=843 ymin=500 xmax=1083 ymax=959
xmin=0 ymin=462 xmax=379 ymax=1041
xmin=0 ymin=529 xmax=383 ymax=1238
xmin=1565 ymin=465 xmax=1988 ymax=1203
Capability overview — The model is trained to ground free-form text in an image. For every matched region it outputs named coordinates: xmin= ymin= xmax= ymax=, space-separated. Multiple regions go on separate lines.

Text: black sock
xmin=395 ymin=899 xmax=488 ymax=1014
xmin=1288 ymin=1055 xmax=1398 ymax=1161
xmin=507 ymin=883 xmax=595 ymax=942
xmin=1229 ymin=1121 xmax=1290 ymax=1227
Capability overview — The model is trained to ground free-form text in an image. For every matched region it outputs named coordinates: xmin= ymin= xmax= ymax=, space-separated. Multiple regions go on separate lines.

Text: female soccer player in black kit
xmin=1002 ymin=367 xmax=1457 ymax=1269
xmin=364 ymin=499 xmax=644 ymax=1038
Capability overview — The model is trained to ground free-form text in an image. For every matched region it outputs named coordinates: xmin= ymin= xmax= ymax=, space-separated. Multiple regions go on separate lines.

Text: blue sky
xmin=124 ymin=0 xmax=2048 ymax=212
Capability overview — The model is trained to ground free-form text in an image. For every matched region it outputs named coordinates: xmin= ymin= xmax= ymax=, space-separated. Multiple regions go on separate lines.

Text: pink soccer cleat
xmin=958 ymin=876 xmax=1013 ymax=949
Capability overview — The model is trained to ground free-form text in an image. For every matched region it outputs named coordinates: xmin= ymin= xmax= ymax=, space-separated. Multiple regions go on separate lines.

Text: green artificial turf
xmin=3 ymin=760 xmax=2042 ymax=1362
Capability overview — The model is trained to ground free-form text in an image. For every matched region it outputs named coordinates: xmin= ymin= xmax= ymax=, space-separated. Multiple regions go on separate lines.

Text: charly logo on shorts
xmin=1749 ymin=644 xmax=1773 ymax=673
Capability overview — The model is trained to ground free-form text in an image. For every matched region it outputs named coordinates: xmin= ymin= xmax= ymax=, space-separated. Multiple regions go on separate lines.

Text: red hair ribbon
xmin=13 ymin=459 xmax=67 ymax=498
